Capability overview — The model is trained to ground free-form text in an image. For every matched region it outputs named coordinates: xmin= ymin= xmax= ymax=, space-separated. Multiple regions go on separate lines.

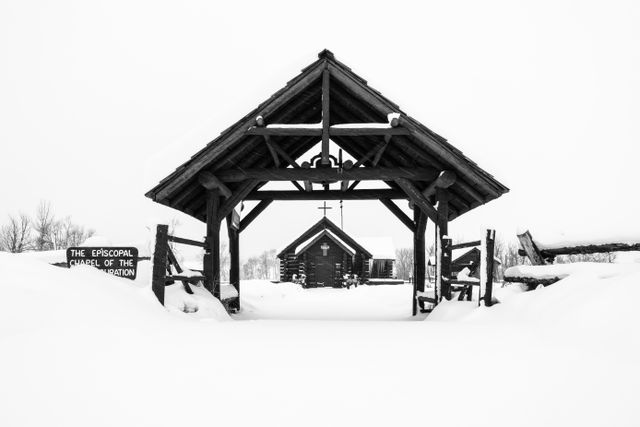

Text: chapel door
xmin=315 ymin=256 xmax=334 ymax=287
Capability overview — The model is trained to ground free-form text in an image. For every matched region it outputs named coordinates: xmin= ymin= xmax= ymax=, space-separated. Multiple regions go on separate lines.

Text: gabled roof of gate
xmin=277 ymin=217 xmax=372 ymax=259
xmin=145 ymin=50 xmax=509 ymax=222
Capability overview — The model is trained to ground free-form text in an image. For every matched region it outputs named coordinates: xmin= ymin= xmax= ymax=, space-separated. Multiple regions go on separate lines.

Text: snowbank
xmin=2 ymin=253 xmax=640 ymax=426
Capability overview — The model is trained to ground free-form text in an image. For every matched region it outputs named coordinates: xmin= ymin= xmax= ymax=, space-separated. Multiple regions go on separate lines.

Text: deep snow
xmin=1 ymin=253 xmax=640 ymax=427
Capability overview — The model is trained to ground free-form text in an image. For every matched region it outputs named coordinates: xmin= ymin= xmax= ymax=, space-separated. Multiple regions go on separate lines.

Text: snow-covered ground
xmin=2 ymin=252 xmax=640 ymax=426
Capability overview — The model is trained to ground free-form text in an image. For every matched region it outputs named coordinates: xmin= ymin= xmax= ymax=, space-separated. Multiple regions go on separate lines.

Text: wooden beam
xmin=422 ymin=170 xmax=456 ymax=198
xmin=482 ymin=229 xmax=496 ymax=307
xmin=204 ymin=191 xmax=221 ymax=298
xmin=263 ymin=136 xmax=281 ymax=167
xmin=413 ymin=208 xmax=427 ymax=315
xmin=380 ymin=199 xmax=415 ymax=233
xmin=436 ymin=189 xmax=451 ymax=301
xmin=517 ymin=230 xmax=546 ymax=265
xmin=267 ymin=138 xmax=301 ymax=168
xmin=227 ymin=213 xmax=240 ymax=311
xmin=245 ymin=189 xmax=406 ymax=201
xmin=347 ymin=136 xmax=391 ymax=192
xmin=373 ymin=135 xmax=392 ymax=165
xmin=217 ymin=179 xmax=260 ymax=222
xmin=395 ymin=178 xmax=442 ymax=226
xmin=246 ymin=126 xmax=410 ymax=137
xmin=151 ymin=224 xmax=169 ymax=305
xmin=239 ymin=199 xmax=273 ymax=232
xmin=321 ymin=67 xmax=330 ymax=165
xmin=198 ymin=172 xmax=232 ymax=198
xmin=216 ymin=167 xmax=439 ymax=182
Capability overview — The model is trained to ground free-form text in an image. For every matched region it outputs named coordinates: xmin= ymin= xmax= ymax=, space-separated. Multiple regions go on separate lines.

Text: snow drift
xmin=1 ymin=253 xmax=639 ymax=427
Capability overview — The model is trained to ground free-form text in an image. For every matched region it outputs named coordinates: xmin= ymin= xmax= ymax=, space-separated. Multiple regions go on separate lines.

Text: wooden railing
xmin=151 ymin=224 xmax=206 ymax=305
xmin=420 ymin=229 xmax=496 ymax=308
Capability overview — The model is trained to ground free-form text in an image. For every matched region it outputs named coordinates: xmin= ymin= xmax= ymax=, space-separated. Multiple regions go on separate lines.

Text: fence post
xmin=483 ymin=229 xmax=496 ymax=306
xmin=151 ymin=224 xmax=169 ymax=305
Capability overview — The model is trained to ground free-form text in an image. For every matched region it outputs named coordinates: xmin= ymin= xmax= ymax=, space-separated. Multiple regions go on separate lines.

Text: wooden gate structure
xmin=145 ymin=50 xmax=508 ymax=315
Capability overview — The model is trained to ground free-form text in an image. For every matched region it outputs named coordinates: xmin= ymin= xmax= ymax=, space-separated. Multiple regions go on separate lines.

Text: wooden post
xmin=204 ymin=190 xmax=221 ymax=299
xmin=413 ymin=208 xmax=426 ymax=315
xmin=436 ymin=189 xmax=451 ymax=300
xmin=517 ymin=230 xmax=546 ymax=265
xmin=227 ymin=214 xmax=240 ymax=311
xmin=321 ymin=66 xmax=330 ymax=165
xmin=151 ymin=224 xmax=169 ymax=305
xmin=483 ymin=229 xmax=496 ymax=306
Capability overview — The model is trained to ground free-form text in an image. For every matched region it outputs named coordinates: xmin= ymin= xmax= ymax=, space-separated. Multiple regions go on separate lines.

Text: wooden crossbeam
xmin=379 ymin=199 xmax=415 ymax=233
xmin=244 ymin=189 xmax=406 ymax=201
xmin=348 ymin=136 xmax=391 ymax=192
xmin=217 ymin=180 xmax=260 ymax=221
xmin=395 ymin=178 xmax=442 ymax=226
xmin=239 ymin=199 xmax=273 ymax=232
xmin=245 ymin=126 xmax=411 ymax=136
xmin=263 ymin=136 xmax=280 ymax=167
xmin=215 ymin=167 xmax=438 ymax=182
xmin=198 ymin=171 xmax=232 ymax=198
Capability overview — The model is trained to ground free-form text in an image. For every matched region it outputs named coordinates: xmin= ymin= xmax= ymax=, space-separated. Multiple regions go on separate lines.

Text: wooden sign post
xmin=67 ymin=247 xmax=139 ymax=280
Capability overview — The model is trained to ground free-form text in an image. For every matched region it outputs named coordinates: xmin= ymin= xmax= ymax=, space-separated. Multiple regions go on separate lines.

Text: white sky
xmin=1 ymin=0 xmax=639 ymax=259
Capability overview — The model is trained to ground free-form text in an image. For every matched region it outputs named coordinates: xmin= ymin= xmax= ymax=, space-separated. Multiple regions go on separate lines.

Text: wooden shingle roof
xmin=146 ymin=50 xmax=508 ymax=222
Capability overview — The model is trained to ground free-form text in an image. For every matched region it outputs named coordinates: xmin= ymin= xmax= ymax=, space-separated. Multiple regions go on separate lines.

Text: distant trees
xmin=395 ymin=248 xmax=413 ymax=280
xmin=0 ymin=213 xmax=32 ymax=253
xmin=241 ymin=249 xmax=278 ymax=280
xmin=0 ymin=201 xmax=94 ymax=253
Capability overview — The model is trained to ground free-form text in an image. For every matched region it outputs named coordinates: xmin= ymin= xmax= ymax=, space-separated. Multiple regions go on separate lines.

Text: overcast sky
xmin=1 ymin=0 xmax=638 ymax=259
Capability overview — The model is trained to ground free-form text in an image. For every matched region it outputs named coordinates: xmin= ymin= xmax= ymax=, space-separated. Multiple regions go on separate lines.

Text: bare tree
xmin=33 ymin=200 xmax=55 ymax=251
xmin=395 ymin=248 xmax=413 ymax=280
xmin=0 ymin=213 xmax=32 ymax=253
xmin=220 ymin=241 xmax=230 ymax=281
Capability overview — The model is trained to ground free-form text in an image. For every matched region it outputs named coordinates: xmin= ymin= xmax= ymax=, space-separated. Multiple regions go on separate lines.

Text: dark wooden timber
xmin=227 ymin=213 xmax=240 ymax=311
xmin=322 ymin=66 xmax=330 ymax=165
xmin=245 ymin=189 xmax=406 ymax=201
xmin=204 ymin=190 xmax=221 ymax=298
xmin=239 ymin=199 xmax=273 ymax=232
xmin=395 ymin=177 xmax=442 ymax=226
xmin=449 ymin=279 xmax=480 ymax=286
xmin=151 ymin=224 xmax=169 ymax=305
xmin=517 ymin=242 xmax=640 ymax=258
xmin=380 ymin=199 xmax=415 ymax=233
xmin=503 ymin=276 xmax=561 ymax=286
xmin=166 ymin=275 xmax=205 ymax=282
xmin=483 ymin=229 xmax=496 ymax=306
xmin=198 ymin=171 xmax=232 ymax=198
xmin=413 ymin=208 xmax=427 ymax=315
xmin=245 ymin=126 xmax=411 ymax=137
xmin=264 ymin=136 xmax=281 ymax=167
xmin=435 ymin=189 xmax=451 ymax=300
xmin=167 ymin=235 xmax=207 ymax=248
xmin=216 ymin=167 xmax=438 ymax=183
xmin=218 ymin=180 xmax=260 ymax=221
xmin=517 ymin=230 xmax=546 ymax=265
xmin=450 ymin=240 xmax=482 ymax=250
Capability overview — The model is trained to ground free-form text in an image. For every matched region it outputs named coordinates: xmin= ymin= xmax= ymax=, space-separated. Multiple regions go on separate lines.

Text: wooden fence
xmin=418 ymin=229 xmax=496 ymax=310
xmin=151 ymin=224 xmax=239 ymax=312
xmin=507 ymin=229 xmax=640 ymax=287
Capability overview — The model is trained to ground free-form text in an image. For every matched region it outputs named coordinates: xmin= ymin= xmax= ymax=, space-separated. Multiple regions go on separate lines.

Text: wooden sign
xmin=66 ymin=247 xmax=139 ymax=280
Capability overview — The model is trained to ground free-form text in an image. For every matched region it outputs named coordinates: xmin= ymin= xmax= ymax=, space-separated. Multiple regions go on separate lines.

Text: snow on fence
xmin=505 ymin=229 xmax=640 ymax=287
xmin=151 ymin=224 xmax=239 ymax=311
